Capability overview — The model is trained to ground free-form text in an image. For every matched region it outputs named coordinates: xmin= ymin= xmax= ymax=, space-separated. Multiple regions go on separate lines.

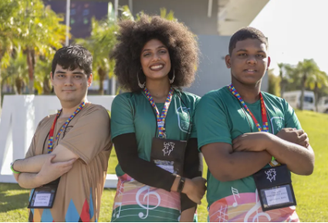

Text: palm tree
xmin=34 ymin=56 xmax=53 ymax=95
xmin=18 ymin=0 xmax=66 ymax=93
xmin=293 ymin=59 xmax=320 ymax=110
xmin=76 ymin=16 xmax=118 ymax=95
xmin=306 ymin=70 xmax=328 ymax=111
xmin=0 ymin=0 xmax=21 ymax=111
xmin=75 ymin=3 xmax=135 ymax=95
xmin=278 ymin=63 xmax=294 ymax=97
xmin=1 ymin=49 xmax=28 ymax=94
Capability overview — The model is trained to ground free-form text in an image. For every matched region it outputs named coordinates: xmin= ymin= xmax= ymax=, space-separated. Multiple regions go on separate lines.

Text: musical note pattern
xmin=208 ymin=188 xmax=299 ymax=222
xmin=231 ymin=187 xmax=240 ymax=207
xmin=111 ymin=174 xmax=181 ymax=222
xmin=209 ymin=205 xmax=228 ymax=222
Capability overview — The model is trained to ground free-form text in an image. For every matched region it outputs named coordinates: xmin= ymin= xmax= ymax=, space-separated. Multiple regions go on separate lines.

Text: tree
xmin=277 ymin=63 xmax=294 ymax=97
xmin=306 ymin=70 xmax=328 ymax=111
xmin=75 ymin=4 xmax=134 ymax=95
xmin=34 ymin=55 xmax=53 ymax=95
xmin=267 ymin=69 xmax=281 ymax=96
xmin=293 ymin=59 xmax=320 ymax=110
xmin=76 ymin=16 xmax=118 ymax=95
xmin=1 ymin=49 xmax=28 ymax=95
xmin=0 ymin=0 xmax=21 ymax=111
xmin=17 ymin=0 xmax=66 ymax=93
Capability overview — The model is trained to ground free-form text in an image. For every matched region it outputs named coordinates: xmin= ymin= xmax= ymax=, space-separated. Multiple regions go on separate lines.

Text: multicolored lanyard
xmin=47 ymin=102 xmax=85 ymax=153
xmin=228 ymin=84 xmax=278 ymax=165
xmin=143 ymin=87 xmax=174 ymax=138
xmin=228 ymin=84 xmax=269 ymax=132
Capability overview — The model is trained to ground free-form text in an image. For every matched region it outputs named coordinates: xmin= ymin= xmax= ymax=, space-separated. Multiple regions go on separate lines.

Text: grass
xmin=0 ymin=110 xmax=327 ymax=222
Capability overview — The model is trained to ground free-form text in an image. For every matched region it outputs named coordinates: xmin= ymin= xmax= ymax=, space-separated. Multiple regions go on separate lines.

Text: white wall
xmin=0 ymin=95 xmax=118 ymax=188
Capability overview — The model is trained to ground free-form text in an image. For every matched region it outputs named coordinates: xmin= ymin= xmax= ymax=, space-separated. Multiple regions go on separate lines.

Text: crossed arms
xmin=202 ymin=128 xmax=314 ymax=182
xmin=13 ymin=144 xmax=78 ymax=189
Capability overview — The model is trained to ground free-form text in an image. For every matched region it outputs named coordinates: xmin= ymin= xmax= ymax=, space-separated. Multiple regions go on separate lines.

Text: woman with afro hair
xmin=110 ymin=15 xmax=206 ymax=222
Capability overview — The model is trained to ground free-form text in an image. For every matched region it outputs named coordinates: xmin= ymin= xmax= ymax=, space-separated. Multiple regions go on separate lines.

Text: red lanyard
xmin=47 ymin=102 xmax=85 ymax=153
xmin=228 ymin=84 xmax=269 ymax=132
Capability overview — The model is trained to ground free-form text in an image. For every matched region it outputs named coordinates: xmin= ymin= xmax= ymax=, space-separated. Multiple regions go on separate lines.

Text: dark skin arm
xmin=233 ymin=131 xmax=314 ymax=175
xmin=201 ymin=142 xmax=272 ymax=182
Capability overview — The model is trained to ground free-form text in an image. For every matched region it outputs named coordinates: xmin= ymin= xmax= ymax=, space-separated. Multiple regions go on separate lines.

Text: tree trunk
xmin=26 ymin=49 xmax=35 ymax=94
xmin=299 ymin=73 xmax=307 ymax=111
xmin=314 ymin=82 xmax=319 ymax=112
xmin=280 ymin=79 xmax=287 ymax=98
xmin=98 ymin=67 xmax=106 ymax=95
xmin=0 ymin=51 xmax=4 ymax=113
xmin=15 ymin=77 xmax=23 ymax=94
xmin=43 ymin=76 xmax=51 ymax=95
xmin=0 ymin=75 xmax=2 ymax=115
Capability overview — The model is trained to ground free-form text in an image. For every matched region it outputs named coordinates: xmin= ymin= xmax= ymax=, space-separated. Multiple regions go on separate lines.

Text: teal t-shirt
xmin=111 ymin=89 xmax=200 ymax=177
xmin=195 ymin=86 xmax=301 ymax=208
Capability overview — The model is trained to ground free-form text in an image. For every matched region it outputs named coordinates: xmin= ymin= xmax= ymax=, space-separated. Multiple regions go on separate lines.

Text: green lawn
xmin=0 ymin=110 xmax=327 ymax=222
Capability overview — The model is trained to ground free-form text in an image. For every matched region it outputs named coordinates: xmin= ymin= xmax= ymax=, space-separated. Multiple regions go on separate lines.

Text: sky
xmin=250 ymin=0 xmax=328 ymax=75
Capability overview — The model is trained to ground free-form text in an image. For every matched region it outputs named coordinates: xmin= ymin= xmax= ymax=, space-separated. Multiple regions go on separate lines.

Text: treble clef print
xmin=136 ymin=186 xmax=161 ymax=219
xmin=244 ymin=189 xmax=271 ymax=222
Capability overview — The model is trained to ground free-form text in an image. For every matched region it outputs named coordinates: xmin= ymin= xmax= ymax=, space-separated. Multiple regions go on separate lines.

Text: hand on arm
xmin=232 ymin=132 xmax=314 ymax=175
xmin=13 ymin=144 xmax=78 ymax=174
xmin=276 ymin=128 xmax=309 ymax=148
xmin=14 ymin=155 xmax=75 ymax=189
xmin=202 ymin=142 xmax=272 ymax=182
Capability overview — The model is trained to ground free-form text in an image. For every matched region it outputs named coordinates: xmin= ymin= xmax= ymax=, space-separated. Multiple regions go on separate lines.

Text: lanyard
xmin=228 ymin=84 xmax=269 ymax=132
xmin=47 ymin=102 xmax=85 ymax=153
xmin=143 ymin=87 xmax=174 ymax=138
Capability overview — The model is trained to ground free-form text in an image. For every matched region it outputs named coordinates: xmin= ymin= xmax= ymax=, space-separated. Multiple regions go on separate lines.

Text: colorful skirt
xmin=208 ymin=189 xmax=299 ymax=222
xmin=111 ymin=174 xmax=181 ymax=222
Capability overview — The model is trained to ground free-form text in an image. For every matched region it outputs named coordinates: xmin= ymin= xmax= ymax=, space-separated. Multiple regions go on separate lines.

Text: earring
xmin=137 ymin=71 xmax=145 ymax=88
xmin=169 ymin=70 xmax=175 ymax=84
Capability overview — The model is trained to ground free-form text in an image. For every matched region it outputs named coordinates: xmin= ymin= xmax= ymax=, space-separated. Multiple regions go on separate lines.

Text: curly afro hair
xmin=111 ymin=14 xmax=199 ymax=92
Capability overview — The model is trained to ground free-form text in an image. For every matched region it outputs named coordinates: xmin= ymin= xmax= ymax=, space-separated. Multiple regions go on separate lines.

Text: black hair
xmin=111 ymin=15 xmax=199 ymax=92
xmin=52 ymin=45 xmax=93 ymax=77
xmin=229 ymin=27 xmax=268 ymax=55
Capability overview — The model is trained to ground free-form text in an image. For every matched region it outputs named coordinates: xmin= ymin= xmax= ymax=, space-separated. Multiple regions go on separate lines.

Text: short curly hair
xmin=111 ymin=15 xmax=199 ymax=92
xmin=229 ymin=27 xmax=268 ymax=55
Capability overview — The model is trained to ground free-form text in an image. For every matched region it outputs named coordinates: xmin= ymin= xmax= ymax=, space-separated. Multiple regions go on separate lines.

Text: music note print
xmin=231 ymin=187 xmax=241 ymax=207
xmin=244 ymin=189 xmax=271 ymax=222
xmin=112 ymin=202 xmax=122 ymax=219
xmin=136 ymin=186 xmax=161 ymax=219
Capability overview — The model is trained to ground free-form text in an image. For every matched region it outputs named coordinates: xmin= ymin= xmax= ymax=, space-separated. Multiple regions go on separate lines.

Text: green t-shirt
xmin=111 ymin=89 xmax=200 ymax=177
xmin=195 ymin=86 xmax=301 ymax=207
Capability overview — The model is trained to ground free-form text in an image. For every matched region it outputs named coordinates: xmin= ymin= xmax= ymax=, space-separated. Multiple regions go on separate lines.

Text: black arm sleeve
xmin=113 ymin=133 xmax=176 ymax=191
xmin=180 ymin=138 xmax=203 ymax=211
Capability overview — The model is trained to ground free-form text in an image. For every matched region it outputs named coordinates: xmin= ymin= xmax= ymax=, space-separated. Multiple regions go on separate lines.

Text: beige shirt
xmin=26 ymin=103 xmax=112 ymax=222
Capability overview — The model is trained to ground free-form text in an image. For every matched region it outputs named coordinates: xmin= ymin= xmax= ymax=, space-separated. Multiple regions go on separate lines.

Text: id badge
xmin=28 ymin=178 xmax=60 ymax=209
xmin=151 ymin=137 xmax=187 ymax=175
xmin=253 ymin=164 xmax=296 ymax=212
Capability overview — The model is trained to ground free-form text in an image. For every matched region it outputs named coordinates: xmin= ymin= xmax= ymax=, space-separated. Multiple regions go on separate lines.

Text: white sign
xmin=264 ymin=187 xmax=290 ymax=206
xmin=33 ymin=193 xmax=51 ymax=207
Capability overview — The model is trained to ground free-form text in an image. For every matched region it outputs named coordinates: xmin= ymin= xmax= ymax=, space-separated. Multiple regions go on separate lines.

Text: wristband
xmin=10 ymin=162 xmax=20 ymax=174
xmin=177 ymin=177 xmax=185 ymax=193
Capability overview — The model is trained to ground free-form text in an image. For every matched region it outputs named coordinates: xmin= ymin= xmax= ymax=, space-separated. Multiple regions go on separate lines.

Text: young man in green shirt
xmin=195 ymin=27 xmax=314 ymax=222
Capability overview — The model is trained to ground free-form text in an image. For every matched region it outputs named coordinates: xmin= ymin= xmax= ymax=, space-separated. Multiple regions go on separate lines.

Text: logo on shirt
xmin=176 ymin=107 xmax=191 ymax=133
xmin=162 ymin=142 xmax=175 ymax=156
xmin=265 ymin=168 xmax=277 ymax=183
xmin=270 ymin=117 xmax=284 ymax=134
